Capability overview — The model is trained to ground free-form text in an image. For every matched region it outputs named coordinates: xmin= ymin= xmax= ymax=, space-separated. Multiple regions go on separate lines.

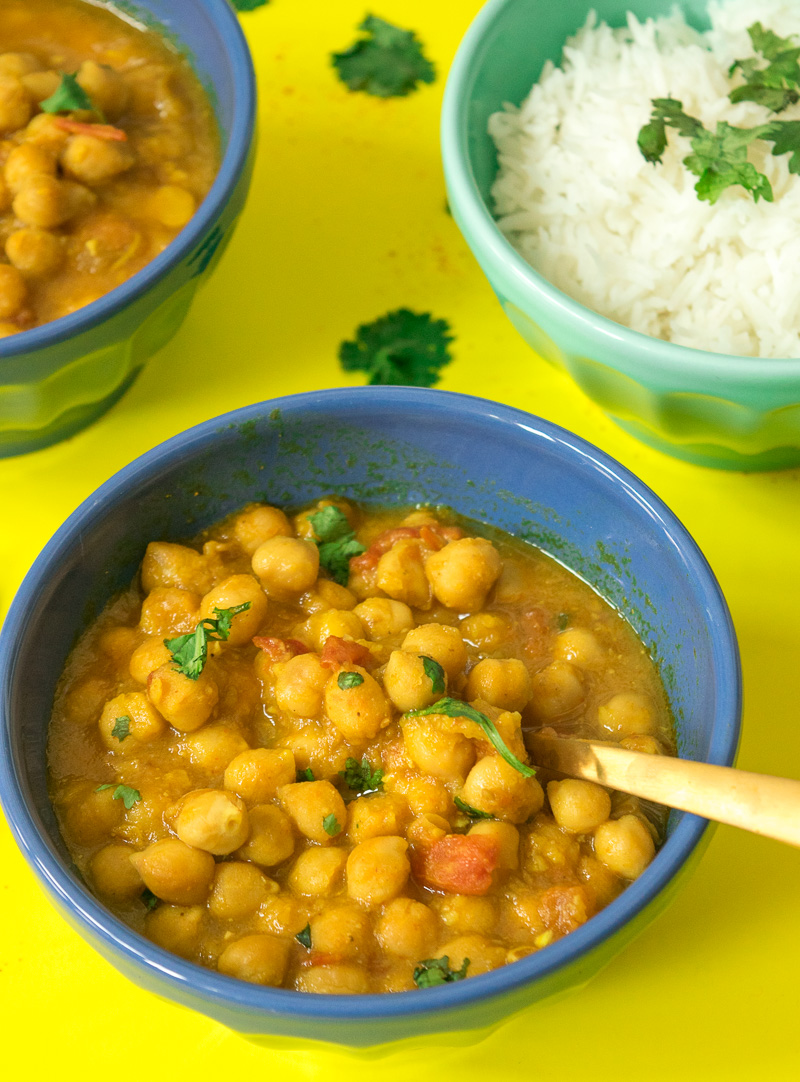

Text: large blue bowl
xmin=0 ymin=0 xmax=256 ymax=457
xmin=0 ymin=388 xmax=741 ymax=1047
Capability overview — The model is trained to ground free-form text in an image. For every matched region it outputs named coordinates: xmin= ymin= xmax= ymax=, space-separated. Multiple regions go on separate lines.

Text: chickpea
xmin=438 ymin=934 xmax=506 ymax=976
xmin=13 ymin=176 xmax=95 ymax=228
xmin=198 ymin=575 xmax=268 ymax=645
xmin=425 ymin=538 xmax=502 ymax=611
xmin=402 ymin=717 xmax=475 ymax=781
xmin=218 ymin=934 xmax=289 ymax=986
xmin=98 ymin=691 xmax=165 ymax=750
xmin=295 ymin=965 xmax=369 ymax=995
xmin=257 ymin=892 xmax=308 ymax=938
xmin=383 ymin=650 xmax=443 ymax=713
xmin=147 ymin=664 xmax=218 ymax=732
xmin=288 ymin=847 xmax=348 ymax=896
xmin=208 ymin=862 xmax=278 ymax=920
xmin=294 ymin=497 xmax=355 ymax=538
xmin=598 ymin=691 xmax=656 ymax=737
xmin=230 ymin=503 xmax=292 ymax=555
xmin=395 ymin=775 xmax=451 ymax=818
xmin=0 ymin=53 xmax=42 ymax=78
xmin=76 ymin=60 xmax=131 ymax=120
xmin=353 ymin=598 xmax=414 ymax=640
xmin=6 ymin=228 xmax=63 ymax=276
xmin=308 ymin=579 xmax=357 ymax=612
xmin=401 ymin=624 xmax=467 ymax=680
xmin=405 ymin=812 xmax=450 ymax=847
xmin=465 ymin=658 xmax=531 ymax=713
xmin=129 ymin=638 xmax=172 ymax=684
xmin=620 ymin=734 xmax=661 ymax=754
xmin=141 ymin=541 xmax=212 ymax=594
xmin=22 ymin=112 xmax=70 ymax=151
xmin=131 ymin=838 xmax=215 ymax=905
xmin=547 ymin=779 xmax=611 ymax=834
xmin=139 ymin=586 xmax=200 ymax=636
xmin=526 ymin=813 xmax=581 ymax=871
xmin=4 ymin=143 xmax=56 ymax=195
xmin=538 ymin=883 xmax=591 ymax=934
xmin=251 ymin=536 xmax=319 ymax=598
xmin=97 ymin=625 xmax=140 ymax=665
xmin=236 ymin=804 xmax=295 ymax=866
xmin=180 ymin=724 xmax=248 ymax=774
xmin=323 ymin=666 xmax=390 ymax=743
xmin=303 ymin=608 xmax=365 ymax=651
xmin=89 ymin=843 xmax=143 ymax=902
xmin=20 ymin=70 xmax=60 ymax=101
xmin=468 ymin=820 xmax=520 ymax=870
xmin=376 ymin=539 xmax=431 ymax=609
xmin=594 ymin=814 xmax=655 ymax=879
xmin=578 ymin=855 xmax=621 ymax=908
xmin=460 ymin=611 xmax=512 ymax=651
xmin=60 ymin=133 xmax=135 ymax=185
xmin=145 ymin=905 xmax=205 ymax=959
xmin=148 ymin=184 xmax=196 ymax=228
xmin=273 ymin=652 xmax=328 ymax=717
xmin=436 ymin=895 xmax=497 ymax=936
xmin=460 ymin=754 xmax=544 ymax=824
xmin=554 ymin=627 xmax=604 ymax=667
xmin=376 ymin=898 xmax=438 ymax=959
xmin=346 ymin=836 xmax=409 ymax=905
xmin=0 ymin=264 xmax=27 ymax=320
xmin=224 ymin=748 xmax=295 ymax=803
xmin=529 ymin=661 xmax=585 ymax=721
xmin=174 ymin=789 xmax=248 ymax=855
xmin=346 ymin=792 xmax=411 ymax=845
xmin=310 ymin=904 xmax=370 ymax=957
xmin=280 ymin=780 xmax=346 ymax=844
xmin=61 ymin=677 xmax=112 ymax=727
xmin=61 ymin=783 xmax=124 ymax=846
xmin=0 ymin=75 xmax=32 ymax=133
xmin=0 ymin=321 xmax=19 ymax=338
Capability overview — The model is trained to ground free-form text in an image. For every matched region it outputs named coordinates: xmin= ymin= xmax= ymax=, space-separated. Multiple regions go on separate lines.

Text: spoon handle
xmin=528 ymin=734 xmax=800 ymax=849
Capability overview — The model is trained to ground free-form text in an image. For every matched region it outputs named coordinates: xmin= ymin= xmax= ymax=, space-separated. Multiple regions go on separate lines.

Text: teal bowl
xmin=0 ymin=0 xmax=255 ymax=458
xmin=441 ymin=0 xmax=800 ymax=471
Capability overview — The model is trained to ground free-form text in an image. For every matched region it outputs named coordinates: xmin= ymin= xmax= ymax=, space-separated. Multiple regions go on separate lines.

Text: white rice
xmin=488 ymin=0 xmax=800 ymax=357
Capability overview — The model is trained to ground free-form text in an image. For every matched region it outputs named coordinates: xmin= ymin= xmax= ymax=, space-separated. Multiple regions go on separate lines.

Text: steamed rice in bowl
xmin=488 ymin=0 xmax=800 ymax=358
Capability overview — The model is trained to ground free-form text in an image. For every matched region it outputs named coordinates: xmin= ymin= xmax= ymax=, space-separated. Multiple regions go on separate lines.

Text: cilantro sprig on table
xmin=339 ymin=756 xmax=384 ymax=793
xmin=332 ymin=15 xmax=435 ymax=98
xmin=163 ymin=603 xmax=251 ymax=680
xmin=637 ymin=24 xmax=800 ymax=204
xmin=307 ymin=506 xmax=365 ymax=585
xmin=413 ymin=955 xmax=470 ymax=988
xmin=339 ymin=309 xmax=454 ymax=388
xmin=406 ymin=698 xmax=536 ymax=778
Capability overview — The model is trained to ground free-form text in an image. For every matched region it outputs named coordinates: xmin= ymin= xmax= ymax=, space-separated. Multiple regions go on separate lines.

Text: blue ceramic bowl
xmin=0 ymin=0 xmax=256 ymax=458
xmin=0 ymin=388 xmax=741 ymax=1047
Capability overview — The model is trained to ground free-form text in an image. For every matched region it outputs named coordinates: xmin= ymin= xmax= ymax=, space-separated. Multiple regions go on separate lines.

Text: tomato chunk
xmin=413 ymin=834 xmax=500 ymax=895
xmin=320 ymin=635 xmax=372 ymax=669
xmin=252 ymin=636 xmax=309 ymax=662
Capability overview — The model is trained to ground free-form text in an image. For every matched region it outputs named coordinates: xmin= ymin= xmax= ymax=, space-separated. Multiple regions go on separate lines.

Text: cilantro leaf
xmin=339 ymin=756 xmax=384 ymax=793
xmin=296 ymin=767 xmax=315 ymax=782
xmin=164 ymin=602 xmax=251 ymax=680
xmin=95 ymin=783 xmax=141 ymax=810
xmin=638 ymin=99 xmax=774 ymax=204
xmin=413 ymin=956 xmax=469 ymax=988
xmin=332 ymin=14 xmax=435 ymax=98
xmin=40 ymin=72 xmax=100 ymax=116
xmin=729 ymin=23 xmax=800 ymax=113
xmin=322 ymin=813 xmax=342 ymax=836
xmin=406 ymin=698 xmax=536 ymax=778
xmin=764 ymin=120 xmax=800 ymax=174
xmin=111 ymin=715 xmax=131 ymax=742
xmin=296 ymin=923 xmax=312 ymax=949
xmin=141 ymin=888 xmax=159 ymax=911
xmin=556 ymin=613 xmax=570 ymax=631
xmin=308 ymin=506 xmax=366 ymax=586
xmin=421 ymin=655 xmax=445 ymax=695
xmin=453 ymin=796 xmax=494 ymax=820
xmin=339 ymin=308 xmax=454 ymax=388
xmin=338 ymin=671 xmax=364 ymax=690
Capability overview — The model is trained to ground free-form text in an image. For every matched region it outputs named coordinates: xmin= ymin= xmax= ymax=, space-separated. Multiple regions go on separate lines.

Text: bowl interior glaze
xmin=0 ymin=389 xmax=741 ymax=1045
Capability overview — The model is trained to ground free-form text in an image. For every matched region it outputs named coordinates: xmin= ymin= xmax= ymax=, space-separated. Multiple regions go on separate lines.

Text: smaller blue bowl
xmin=0 ymin=0 xmax=256 ymax=458
xmin=0 ymin=388 xmax=741 ymax=1046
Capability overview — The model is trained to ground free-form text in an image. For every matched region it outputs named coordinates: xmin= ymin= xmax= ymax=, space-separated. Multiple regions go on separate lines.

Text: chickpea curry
xmin=0 ymin=0 xmax=219 ymax=336
xmin=48 ymin=498 xmax=674 ymax=994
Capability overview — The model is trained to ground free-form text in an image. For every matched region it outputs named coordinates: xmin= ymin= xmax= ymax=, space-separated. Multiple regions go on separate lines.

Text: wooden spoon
xmin=527 ymin=733 xmax=800 ymax=848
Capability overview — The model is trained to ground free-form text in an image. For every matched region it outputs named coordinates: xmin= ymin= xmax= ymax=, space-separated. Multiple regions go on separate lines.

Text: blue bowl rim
xmin=0 ymin=387 xmax=742 ymax=1025
xmin=0 ymin=0 xmax=256 ymax=364
xmin=440 ymin=0 xmax=800 ymax=377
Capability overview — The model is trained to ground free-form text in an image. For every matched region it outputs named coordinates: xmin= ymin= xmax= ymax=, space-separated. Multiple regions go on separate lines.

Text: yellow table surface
xmin=2 ymin=2 xmax=800 ymax=1078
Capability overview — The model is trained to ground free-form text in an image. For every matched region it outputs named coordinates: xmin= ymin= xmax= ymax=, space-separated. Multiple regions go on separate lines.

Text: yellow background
xmin=2 ymin=2 xmax=799 ymax=1078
